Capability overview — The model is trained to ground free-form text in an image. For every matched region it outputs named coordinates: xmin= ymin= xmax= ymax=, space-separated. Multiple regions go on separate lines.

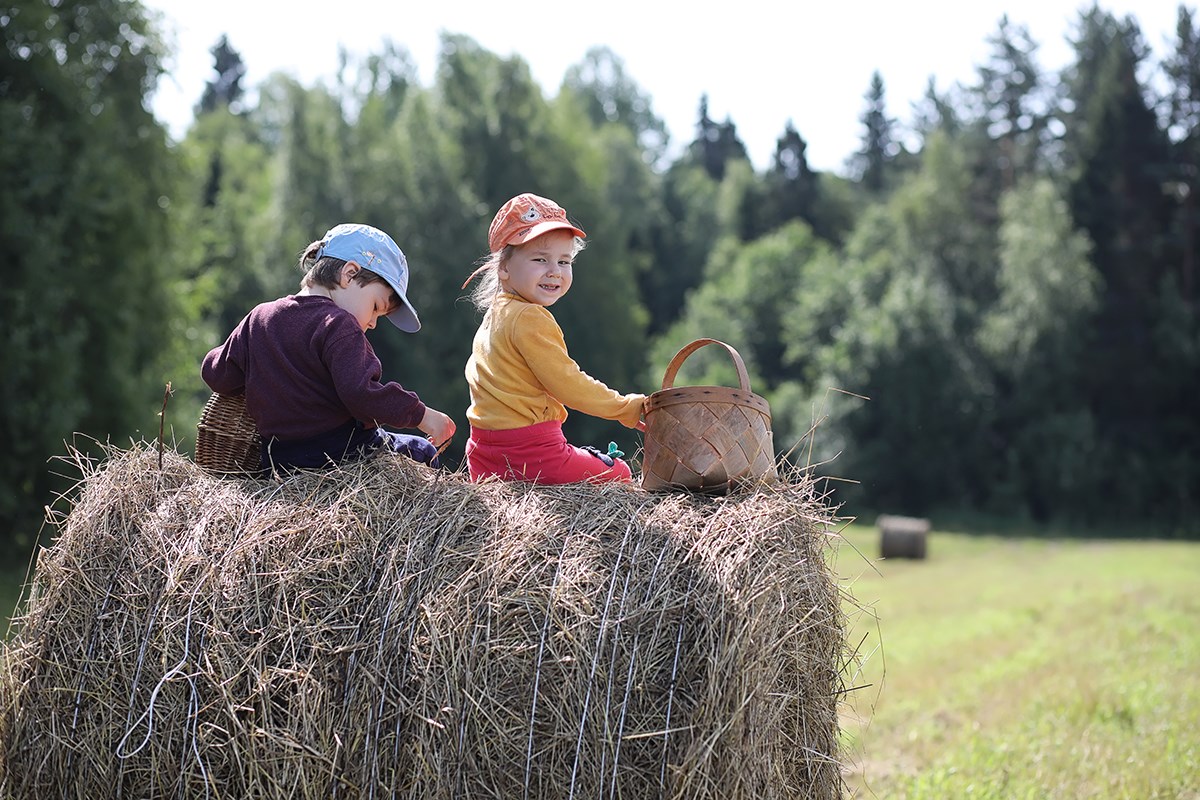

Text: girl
xmin=462 ymin=193 xmax=646 ymax=484
xmin=203 ymin=223 xmax=456 ymax=474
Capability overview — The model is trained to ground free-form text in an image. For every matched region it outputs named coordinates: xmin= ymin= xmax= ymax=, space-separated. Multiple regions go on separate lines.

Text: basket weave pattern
xmin=641 ymin=339 xmax=778 ymax=494
xmin=195 ymin=392 xmax=261 ymax=475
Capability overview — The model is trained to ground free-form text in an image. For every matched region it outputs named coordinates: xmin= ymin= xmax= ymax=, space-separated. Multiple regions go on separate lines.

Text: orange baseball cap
xmin=488 ymin=193 xmax=586 ymax=252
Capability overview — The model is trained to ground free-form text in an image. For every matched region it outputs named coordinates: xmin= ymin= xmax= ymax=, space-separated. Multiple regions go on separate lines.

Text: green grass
xmin=833 ymin=524 xmax=1200 ymax=799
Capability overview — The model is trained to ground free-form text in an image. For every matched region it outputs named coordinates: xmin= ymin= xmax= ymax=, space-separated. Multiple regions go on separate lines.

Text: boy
xmin=202 ymin=223 xmax=455 ymax=474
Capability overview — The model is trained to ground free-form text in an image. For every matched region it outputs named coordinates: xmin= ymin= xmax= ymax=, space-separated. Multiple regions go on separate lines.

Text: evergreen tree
xmin=1157 ymin=4 xmax=1200 ymax=529
xmin=196 ymin=34 xmax=246 ymax=116
xmin=853 ymin=71 xmax=897 ymax=192
xmin=659 ymin=95 xmax=755 ymax=305
xmin=1163 ymin=4 xmax=1200 ymax=303
xmin=911 ymin=77 xmax=962 ymax=144
xmin=764 ymin=121 xmax=825 ymax=238
xmin=971 ymin=15 xmax=1055 ymax=187
xmin=643 ymin=162 xmax=721 ymax=333
xmin=1062 ymin=7 xmax=1179 ymax=522
xmin=182 ymin=101 xmax=277 ymax=357
xmin=434 ymin=34 xmax=574 ymax=207
xmin=687 ymin=94 xmax=749 ymax=181
xmin=271 ymin=78 xmax=353 ymax=265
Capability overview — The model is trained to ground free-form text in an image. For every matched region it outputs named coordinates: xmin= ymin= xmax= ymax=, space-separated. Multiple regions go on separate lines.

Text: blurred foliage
xmin=1 ymin=0 xmax=182 ymax=551
xmin=2 ymin=1 xmax=1198 ymax=550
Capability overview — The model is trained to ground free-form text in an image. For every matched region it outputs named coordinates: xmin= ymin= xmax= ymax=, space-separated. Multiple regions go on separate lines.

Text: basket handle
xmin=660 ymin=338 xmax=752 ymax=391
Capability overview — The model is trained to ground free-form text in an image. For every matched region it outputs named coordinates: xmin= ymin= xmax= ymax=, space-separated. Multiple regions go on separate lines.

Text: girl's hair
xmin=464 ymin=237 xmax=587 ymax=312
xmin=297 ymin=243 xmax=400 ymax=310
xmin=464 ymin=250 xmax=506 ymax=312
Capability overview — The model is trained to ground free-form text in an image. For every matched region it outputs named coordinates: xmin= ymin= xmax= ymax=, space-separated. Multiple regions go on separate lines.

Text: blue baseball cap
xmin=316 ymin=223 xmax=421 ymax=332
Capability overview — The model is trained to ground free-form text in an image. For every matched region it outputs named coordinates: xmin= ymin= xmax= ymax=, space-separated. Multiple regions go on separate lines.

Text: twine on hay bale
xmin=0 ymin=444 xmax=851 ymax=799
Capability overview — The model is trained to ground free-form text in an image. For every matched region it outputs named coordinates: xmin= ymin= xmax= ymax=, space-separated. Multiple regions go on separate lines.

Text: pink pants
xmin=466 ymin=420 xmax=633 ymax=485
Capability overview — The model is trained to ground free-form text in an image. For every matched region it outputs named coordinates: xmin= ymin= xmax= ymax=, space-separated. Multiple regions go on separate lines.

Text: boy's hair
xmin=298 ymin=245 xmax=401 ymax=312
xmin=465 ymin=236 xmax=586 ymax=312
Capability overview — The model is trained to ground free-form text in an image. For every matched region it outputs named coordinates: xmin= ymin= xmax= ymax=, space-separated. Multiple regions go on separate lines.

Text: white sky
xmin=143 ymin=0 xmax=1182 ymax=174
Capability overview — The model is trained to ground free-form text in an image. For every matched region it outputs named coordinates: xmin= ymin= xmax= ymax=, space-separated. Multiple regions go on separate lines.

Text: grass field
xmin=833 ymin=524 xmax=1200 ymax=799
xmin=2 ymin=525 xmax=1196 ymax=797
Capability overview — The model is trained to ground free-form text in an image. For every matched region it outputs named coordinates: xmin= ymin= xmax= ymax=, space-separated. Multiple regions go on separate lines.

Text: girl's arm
xmin=515 ymin=306 xmax=645 ymax=428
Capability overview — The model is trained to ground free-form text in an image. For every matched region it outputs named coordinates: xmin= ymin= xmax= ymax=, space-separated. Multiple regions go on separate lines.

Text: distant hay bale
xmin=877 ymin=514 xmax=930 ymax=560
xmin=1 ymin=444 xmax=850 ymax=799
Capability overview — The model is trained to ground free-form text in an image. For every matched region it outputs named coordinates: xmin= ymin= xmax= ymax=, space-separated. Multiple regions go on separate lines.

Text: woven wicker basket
xmin=641 ymin=338 xmax=778 ymax=494
xmin=195 ymin=392 xmax=261 ymax=475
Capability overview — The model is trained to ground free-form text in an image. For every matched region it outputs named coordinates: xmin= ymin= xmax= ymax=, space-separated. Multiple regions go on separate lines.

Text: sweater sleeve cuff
xmin=408 ymin=400 xmax=428 ymax=430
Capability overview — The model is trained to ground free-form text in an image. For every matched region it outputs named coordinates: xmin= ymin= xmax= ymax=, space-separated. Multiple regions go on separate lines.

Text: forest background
xmin=2 ymin=0 xmax=1198 ymax=555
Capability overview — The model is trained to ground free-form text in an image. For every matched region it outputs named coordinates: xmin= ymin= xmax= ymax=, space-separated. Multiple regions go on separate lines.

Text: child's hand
xmin=419 ymin=407 xmax=456 ymax=450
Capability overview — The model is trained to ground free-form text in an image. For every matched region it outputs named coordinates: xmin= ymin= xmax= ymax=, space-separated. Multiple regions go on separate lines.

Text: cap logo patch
xmin=521 ymin=207 xmax=540 ymax=222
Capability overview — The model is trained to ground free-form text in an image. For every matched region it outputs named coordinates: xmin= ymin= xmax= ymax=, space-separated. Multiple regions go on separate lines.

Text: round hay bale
xmin=877 ymin=515 xmax=930 ymax=560
xmin=1 ymin=444 xmax=850 ymax=799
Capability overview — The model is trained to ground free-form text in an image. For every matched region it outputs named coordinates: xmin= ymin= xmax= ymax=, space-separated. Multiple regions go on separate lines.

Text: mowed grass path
xmin=833 ymin=525 xmax=1200 ymax=799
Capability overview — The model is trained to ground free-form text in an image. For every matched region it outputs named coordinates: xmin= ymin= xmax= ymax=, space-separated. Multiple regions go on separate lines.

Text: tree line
xmin=2 ymin=0 xmax=1197 ymax=550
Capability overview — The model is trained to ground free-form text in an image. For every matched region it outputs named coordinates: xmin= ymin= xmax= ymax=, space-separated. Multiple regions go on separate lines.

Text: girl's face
xmin=332 ymin=265 xmax=397 ymax=331
xmin=499 ymin=229 xmax=575 ymax=307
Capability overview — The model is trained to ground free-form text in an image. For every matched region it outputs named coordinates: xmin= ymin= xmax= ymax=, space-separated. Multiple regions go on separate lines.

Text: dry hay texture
xmin=0 ymin=444 xmax=849 ymax=799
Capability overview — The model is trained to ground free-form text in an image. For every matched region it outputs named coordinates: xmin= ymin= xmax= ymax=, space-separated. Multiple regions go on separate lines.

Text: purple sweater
xmin=202 ymin=295 xmax=426 ymax=440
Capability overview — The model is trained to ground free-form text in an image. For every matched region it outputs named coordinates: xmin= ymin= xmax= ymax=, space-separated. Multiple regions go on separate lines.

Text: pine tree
xmin=1062 ymin=7 xmax=1179 ymax=520
xmin=764 ymin=121 xmax=823 ymax=237
xmin=1157 ymin=4 xmax=1200 ymax=527
xmin=687 ymin=94 xmax=749 ymax=181
xmin=911 ymin=77 xmax=962 ymax=143
xmin=196 ymin=35 xmax=247 ymax=116
xmin=854 ymin=71 xmax=897 ymax=192
xmin=972 ymin=15 xmax=1055 ymax=187
xmin=1163 ymin=4 xmax=1200 ymax=304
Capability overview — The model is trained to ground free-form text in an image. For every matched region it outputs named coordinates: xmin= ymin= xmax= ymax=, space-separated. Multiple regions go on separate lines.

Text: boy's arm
xmin=201 ymin=326 xmax=247 ymax=395
xmin=418 ymin=407 xmax=456 ymax=449
xmin=325 ymin=326 xmax=428 ymax=430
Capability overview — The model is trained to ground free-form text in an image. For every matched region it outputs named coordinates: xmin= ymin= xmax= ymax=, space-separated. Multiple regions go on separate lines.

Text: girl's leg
xmin=557 ymin=444 xmax=633 ymax=483
xmin=467 ymin=421 xmax=633 ymax=484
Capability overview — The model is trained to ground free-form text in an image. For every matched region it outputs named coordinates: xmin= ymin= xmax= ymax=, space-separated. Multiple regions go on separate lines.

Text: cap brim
xmin=511 ymin=220 xmax=586 ymax=246
xmin=386 ymin=296 xmax=421 ymax=332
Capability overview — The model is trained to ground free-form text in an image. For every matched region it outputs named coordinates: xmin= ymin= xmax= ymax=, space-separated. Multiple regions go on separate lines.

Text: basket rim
xmin=645 ymin=385 xmax=770 ymax=416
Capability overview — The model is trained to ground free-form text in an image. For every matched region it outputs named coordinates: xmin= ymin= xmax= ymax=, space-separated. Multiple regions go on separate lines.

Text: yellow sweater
xmin=466 ymin=293 xmax=645 ymax=430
